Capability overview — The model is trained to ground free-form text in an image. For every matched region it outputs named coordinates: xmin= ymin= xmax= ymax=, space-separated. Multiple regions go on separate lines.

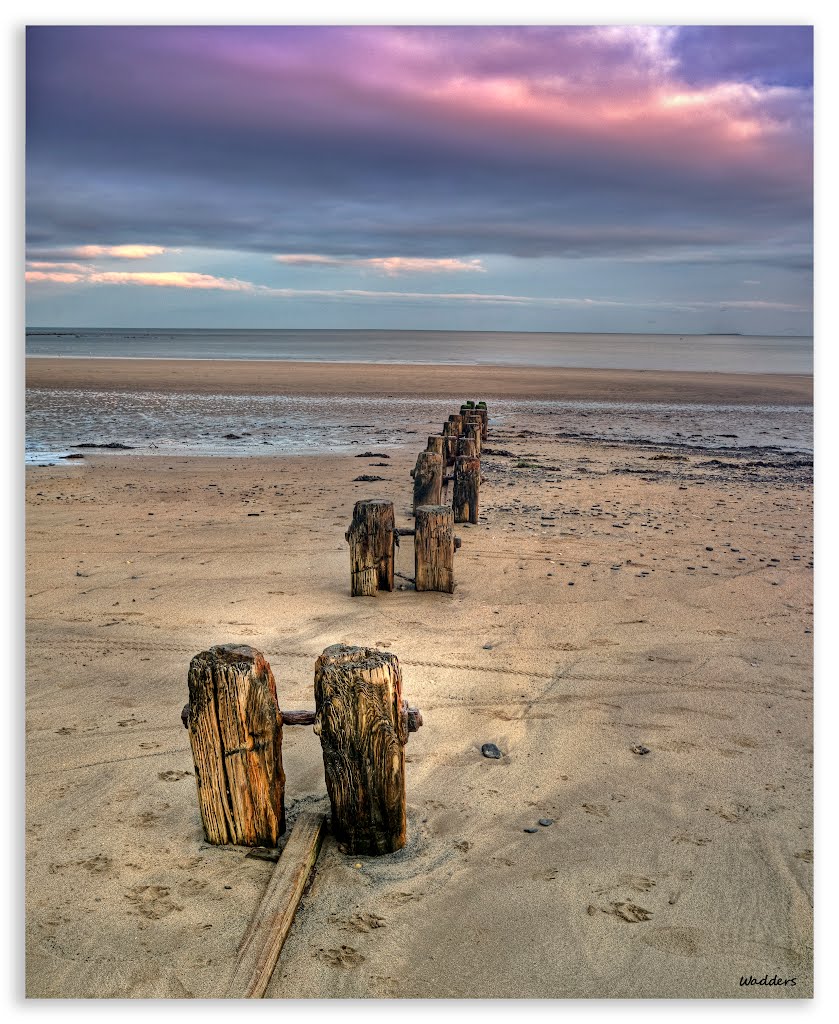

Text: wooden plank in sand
xmin=225 ymin=811 xmax=326 ymax=998
xmin=314 ymin=644 xmax=408 ymax=855
xmin=186 ymin=644 xmax=286 ymax=846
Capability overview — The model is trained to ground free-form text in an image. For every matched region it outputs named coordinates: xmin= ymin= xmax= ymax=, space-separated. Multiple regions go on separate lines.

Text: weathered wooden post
xmin=442 ymin=421 xmax=458 ymax=464
xmin=453 ymin=455 xmax=480 ymax=524
xmin=314 ymin=644 xmax=409 ymax=855
xmin=426 ymin=435 xmax=445 ymax=458
xmin=475 ymin=402 xmax=488 ymax=440
xmin=186 ymin=644 xmax=286 ymax=846
xmin=411 ymin=450 xmax=443 ymax=513
xmin=448 ymin=413 xmax=464 ymax=437
xmin=456 ymin=436 xmax=477 ymax=459
xmin=415 ymin=504 xmax=457 ymax=593
xmin=464 ymin=416 xmax=482 ymax=457
xmin=345 ymin=499 xmax=397 ymax=596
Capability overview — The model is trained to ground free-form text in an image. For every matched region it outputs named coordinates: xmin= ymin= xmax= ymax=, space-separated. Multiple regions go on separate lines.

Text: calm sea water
xmin=26 ymin=328 xmax=813 ymax=374
xmin=25 ymin=328 xmax=812 ymax=464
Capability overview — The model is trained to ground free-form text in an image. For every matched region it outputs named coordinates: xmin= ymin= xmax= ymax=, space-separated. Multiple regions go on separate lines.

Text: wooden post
xmin=412 ymin=450 xmax=443 ymax=513
xmin=345 ymin=499 xmax=397 ymax=596
xmin=442 ymin=421 xmax=458 ymax=464
xmin=465 ymin=416 xmax=482 ymax=457
xmin=186 ymin=644 xmax=286 ymax=846
xmin=448 ymin=413 xmax=464 ymax=436
xmin=314 ymin=644 xmax=408 ymax=855
xmin=457 ymin=435 xmax=477 ymax=459
xmin=475 ymin=404 xmax=488 ymax=440
xmin=415 ymin=504 xmax=455 ymax=593
xmin=426 ymin=435 xmax=445 ymax=458
xmin=225 ymin=811 xmax=326 ymax=998
xmin=453 ymin=455 xmax=480 ymax=524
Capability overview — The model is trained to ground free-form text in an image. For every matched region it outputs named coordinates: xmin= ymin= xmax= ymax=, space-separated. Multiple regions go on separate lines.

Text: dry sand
xmin=25 ymin=361 xmax=813 ymax=998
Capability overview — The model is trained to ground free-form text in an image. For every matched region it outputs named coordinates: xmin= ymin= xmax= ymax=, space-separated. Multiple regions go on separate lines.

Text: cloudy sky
xmin=25 ymin=24 xmax=813 ymax=334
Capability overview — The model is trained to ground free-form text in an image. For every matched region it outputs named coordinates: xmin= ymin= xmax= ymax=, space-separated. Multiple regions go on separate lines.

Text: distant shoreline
xmin=26 ymin=356 xmax=813 ymax=406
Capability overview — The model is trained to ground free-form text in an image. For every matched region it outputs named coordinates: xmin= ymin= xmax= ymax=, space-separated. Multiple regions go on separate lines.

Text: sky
xmin=24 ymin=24 xmax=813 ymax=334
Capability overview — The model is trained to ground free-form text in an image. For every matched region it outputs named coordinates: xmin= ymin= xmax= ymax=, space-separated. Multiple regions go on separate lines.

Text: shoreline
xmin=26 ymin=357 xmax=813 ymax=405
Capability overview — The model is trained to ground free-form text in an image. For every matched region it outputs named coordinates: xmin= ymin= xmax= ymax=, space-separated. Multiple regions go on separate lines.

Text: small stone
xmin=523 ymin=827 xmax=538 ymax=834
xmin=245 ymin=847 xmax=280 ymax=862
xmin=481 ymin=743 xmax=502 ymax=759
xmin=538 ymin=818 xmax=554 ymax=827
xmin=483 ymin=643 xmax=493 ymax=650
xmin=631 ymin=744 xmax=651 ymax=755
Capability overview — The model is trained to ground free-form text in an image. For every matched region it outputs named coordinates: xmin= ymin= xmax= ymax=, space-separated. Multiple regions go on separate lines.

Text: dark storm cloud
xmin=25 ymin=26 xmax=812 ymax=268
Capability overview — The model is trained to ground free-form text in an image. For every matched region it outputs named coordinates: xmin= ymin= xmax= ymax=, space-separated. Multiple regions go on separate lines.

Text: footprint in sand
xmin=124 ymin=885 xmax=183 ymax=920
xmin=158 ymin=770 xmax=192 ymax=782
xmin=588 ymin=901 xmax=653 ymax=923
xmin=76 ymin=853 xmax=112 ymax=874
xmin=671 ymin=831 xmax=711 ymax=846
xmin=332 ymin=912 xmax=386 ymax=933
xmin=315 ymin=945 xmax=366 ymax=967
xmin=641 ymin=926 xmax=702 ymax=957
xmin=706 ymin=801 xmax=751 ymax=823
xmin=385 ymin=891 xmax=424 ymax=905
xmin=582 ymin=803 xmax=610 ymax=818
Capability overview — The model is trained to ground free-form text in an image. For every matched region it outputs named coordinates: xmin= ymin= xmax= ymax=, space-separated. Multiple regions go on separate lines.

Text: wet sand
xmin=26 ymin=356 xmax=812 ymax=405
xmin=25 ymin=366 xmax=813 ymax=999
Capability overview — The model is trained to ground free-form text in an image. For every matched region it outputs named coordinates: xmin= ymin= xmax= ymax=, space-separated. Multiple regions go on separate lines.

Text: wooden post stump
xmin=415 ymin=504 xmax=455 ymax=593
xmin=345 ymin=499 xmax=397 ymax=596
xmin=426 ymin=435 xmax=445 ymax=458
xmin=412 ymin=450 xmax=443 ymax=513
xmin=442 ymin=421 xmax=458 ymax=464
xmin=475 ymin=404 xmax=488 ymax=440
xmin=448 ymin=413 xmax=464 ymax=436
xmin=457 ymin=436 xmax=477 ymax=459
xmin=314 ymin=644 xmax=408 ymax=855
xmin=186 ymin=644 xmax=286 ymax=846
xmin=453 ymin=455 xmax=480 ymax=524
xmin=465 ymin=417 xmax=482 ymax=457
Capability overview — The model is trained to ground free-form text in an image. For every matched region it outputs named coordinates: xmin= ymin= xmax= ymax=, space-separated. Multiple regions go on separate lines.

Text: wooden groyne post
xmin=345 ymin=499 xmax=397 ymax=596
xmin=411 ymin=450 xmax=443 ymax=513
xmin=426 ymin=435 xmax=445 ymax=458
xmin=186 ymin=644 xmax=286 ymax=846
xmin=453 ymin=455 xmax=480 ymax=524
xmin=314 ymin=644 xmax=410 ymax=855
xmin=415 ymin=504 xmax=457 ymax=592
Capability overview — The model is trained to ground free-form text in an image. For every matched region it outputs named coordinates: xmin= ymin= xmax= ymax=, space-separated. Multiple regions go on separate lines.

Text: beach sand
xmin=26 ymin=356 xmax=812 ymax=405
xmin=25 ymin=360 xmax=813 ymax=998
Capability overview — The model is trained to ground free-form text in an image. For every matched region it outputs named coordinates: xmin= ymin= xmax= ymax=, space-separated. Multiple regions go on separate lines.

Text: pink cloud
xmin=72 ymin=244 xmax=168 ymax=259
xmin=273 ymin=255 xmax=484 ymax=275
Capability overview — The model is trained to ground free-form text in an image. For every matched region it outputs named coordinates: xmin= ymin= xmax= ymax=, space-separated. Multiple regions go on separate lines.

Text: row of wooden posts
xmin=346 ymin=400 xmax=488 ymax=596
xmin=183 ymin=401 xmax=489 ymax=995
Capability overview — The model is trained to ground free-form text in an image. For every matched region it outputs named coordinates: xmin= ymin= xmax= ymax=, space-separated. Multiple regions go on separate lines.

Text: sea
xmin=25 ymin=329 xmax=813 ymax=464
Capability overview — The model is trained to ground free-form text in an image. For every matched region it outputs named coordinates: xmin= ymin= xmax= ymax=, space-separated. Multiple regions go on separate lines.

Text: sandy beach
xmin=25 ymin=359 xmax=813 ymax=998
xmin=26 ymin=356 xmax=813 ymax=405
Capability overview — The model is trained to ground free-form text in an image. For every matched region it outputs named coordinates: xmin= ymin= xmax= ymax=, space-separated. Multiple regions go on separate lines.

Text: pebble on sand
xmin=631 ymin=744 xmax=651 ymax=755
xmin=481 ymin=743 xmax=502 ymax=759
